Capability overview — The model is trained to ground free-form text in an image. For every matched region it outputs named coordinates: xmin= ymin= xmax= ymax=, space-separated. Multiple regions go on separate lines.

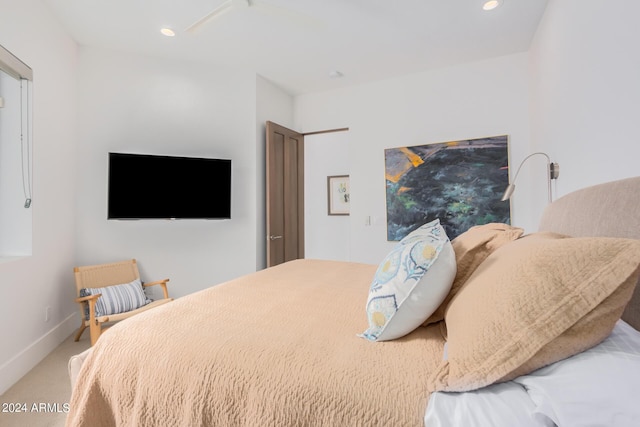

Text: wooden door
xmin=266 ymin=121 xmax=304 ymax=267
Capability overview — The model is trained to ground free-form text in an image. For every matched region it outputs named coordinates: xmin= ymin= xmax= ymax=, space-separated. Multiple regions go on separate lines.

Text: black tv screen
xmin=108 ymin=153 xmax=231 ymax=220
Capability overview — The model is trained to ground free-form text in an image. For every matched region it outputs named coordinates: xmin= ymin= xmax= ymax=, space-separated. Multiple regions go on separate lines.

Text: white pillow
xmin=513 ymin=320 xmax=640 ymax=427
xmin=360 ymin=219 xmax=456 ymax=342
xmin=425 ymin=382 xmax=555 ymax=427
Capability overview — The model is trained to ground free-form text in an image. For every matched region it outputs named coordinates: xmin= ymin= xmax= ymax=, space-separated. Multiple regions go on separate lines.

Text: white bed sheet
xmin=513 ymin=320 xmax=640 ymax=427
xmin=425 ymin=320 xmax=640 ymax=427
xmin=425 ymin=381 xmax=554 ymax=427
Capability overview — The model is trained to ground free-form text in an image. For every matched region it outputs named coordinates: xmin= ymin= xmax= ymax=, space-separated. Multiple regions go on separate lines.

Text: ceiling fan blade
xmin=184 ymin=0 xmax=235 ymax=33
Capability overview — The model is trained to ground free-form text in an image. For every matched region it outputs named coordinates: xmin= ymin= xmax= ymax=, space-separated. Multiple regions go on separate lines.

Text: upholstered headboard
xmin=538 ymin=176 xmax=640 ymax=330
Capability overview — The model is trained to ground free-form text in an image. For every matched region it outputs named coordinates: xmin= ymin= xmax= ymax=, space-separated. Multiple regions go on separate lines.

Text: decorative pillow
xmin=428 ymin=232 xmax=640 ymax=392
xmin=513 ymin=320 xmax=640 ymax=427
xmin=360 ymin=219 xmax=456 ymax=342
xmin=424 ymin=222 xmax=523 ymax=325
xmin=80 ymin=278 xmax=150 ymax=319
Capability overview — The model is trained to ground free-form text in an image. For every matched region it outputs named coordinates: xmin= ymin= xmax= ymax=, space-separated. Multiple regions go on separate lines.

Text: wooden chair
xmin=73 ymin=259 xmax=173 ymax=346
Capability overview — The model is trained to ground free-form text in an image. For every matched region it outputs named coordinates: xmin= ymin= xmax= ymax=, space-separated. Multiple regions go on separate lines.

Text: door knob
xmin=268 ymin=235 xmax=283 ymax=240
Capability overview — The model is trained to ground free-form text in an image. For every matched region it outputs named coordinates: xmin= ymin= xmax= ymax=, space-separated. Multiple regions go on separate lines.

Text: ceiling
xmin=43 ymin=0 xmax=549 ymax=95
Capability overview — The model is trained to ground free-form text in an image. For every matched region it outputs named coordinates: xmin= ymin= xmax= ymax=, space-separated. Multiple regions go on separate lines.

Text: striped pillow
xmin=80 ymin=279 xmax=151 ymax=319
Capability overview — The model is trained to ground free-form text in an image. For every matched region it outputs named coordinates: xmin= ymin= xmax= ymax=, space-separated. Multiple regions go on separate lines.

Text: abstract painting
xmin=385 ymin=135 xmax=510 ymax=240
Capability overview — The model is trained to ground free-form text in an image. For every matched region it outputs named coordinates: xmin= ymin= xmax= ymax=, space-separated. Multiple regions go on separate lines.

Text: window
xmin=0 ymin=44 xmax=33 ymax=258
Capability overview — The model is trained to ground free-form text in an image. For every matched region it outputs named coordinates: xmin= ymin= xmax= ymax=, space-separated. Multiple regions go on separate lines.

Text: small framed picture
xmin=327 ymin=175 xmax=350 ymax=215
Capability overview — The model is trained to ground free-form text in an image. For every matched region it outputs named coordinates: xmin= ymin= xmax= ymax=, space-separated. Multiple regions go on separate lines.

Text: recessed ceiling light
xmin=160 ymin=28 xmax=176 ymax=37
xmin=483 ymin=0 xmax=502 ymax=11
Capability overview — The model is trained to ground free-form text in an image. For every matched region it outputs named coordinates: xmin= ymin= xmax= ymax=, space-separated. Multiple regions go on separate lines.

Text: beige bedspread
xmin=66 ymin=259 xmax=445 ymax=427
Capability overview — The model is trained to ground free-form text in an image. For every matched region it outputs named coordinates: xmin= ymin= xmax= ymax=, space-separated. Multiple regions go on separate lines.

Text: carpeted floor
xmin=0 ymin=333 xmax=91 ymax=427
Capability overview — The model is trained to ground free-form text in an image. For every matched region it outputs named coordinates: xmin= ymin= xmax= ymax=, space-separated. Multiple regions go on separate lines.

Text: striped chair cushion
xmin=80 ymin=279 xmax=151 ymax=319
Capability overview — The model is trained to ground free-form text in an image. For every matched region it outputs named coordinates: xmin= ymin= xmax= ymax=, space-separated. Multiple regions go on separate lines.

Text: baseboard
xmin=0 ymin=312 xmax=77 ymax=395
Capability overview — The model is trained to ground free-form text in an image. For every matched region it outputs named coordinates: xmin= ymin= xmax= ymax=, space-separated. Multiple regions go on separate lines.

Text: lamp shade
xmin=501 ymin=184 xmax=516 ymax=202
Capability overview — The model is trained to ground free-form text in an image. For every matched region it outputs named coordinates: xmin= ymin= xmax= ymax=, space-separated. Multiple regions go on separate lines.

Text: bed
xmin=66 ymin=176 xmax=640 ymax=427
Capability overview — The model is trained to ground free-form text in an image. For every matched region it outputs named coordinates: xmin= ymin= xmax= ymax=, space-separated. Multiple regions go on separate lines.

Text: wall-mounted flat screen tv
xmin=108 ymin=152 xmax=231 ymax=220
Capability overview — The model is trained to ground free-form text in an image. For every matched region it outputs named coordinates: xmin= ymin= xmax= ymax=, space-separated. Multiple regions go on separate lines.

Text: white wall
xmin=529 ymin=0 xmax=640 ymax=195
xmin=295 ymin=53 xmax=532 ymax=264
xmin=304 ymin=131 xmax=350 ymax=261
xmin=75 ymin=47 xmax=260 ymax=298
xmin=256 ymin=76 xmax=294 ymax=269
xmin=0 ymin=0 xmax=78 ymax=394
xmin=294 ymin=0 xmax=640 ymax=267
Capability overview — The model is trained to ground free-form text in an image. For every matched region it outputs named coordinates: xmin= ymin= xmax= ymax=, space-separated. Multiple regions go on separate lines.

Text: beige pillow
xmin=428 ymin=232 xmax=640 ymax=392
xmin=424 ymin=223 xmax=523 ymax=325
